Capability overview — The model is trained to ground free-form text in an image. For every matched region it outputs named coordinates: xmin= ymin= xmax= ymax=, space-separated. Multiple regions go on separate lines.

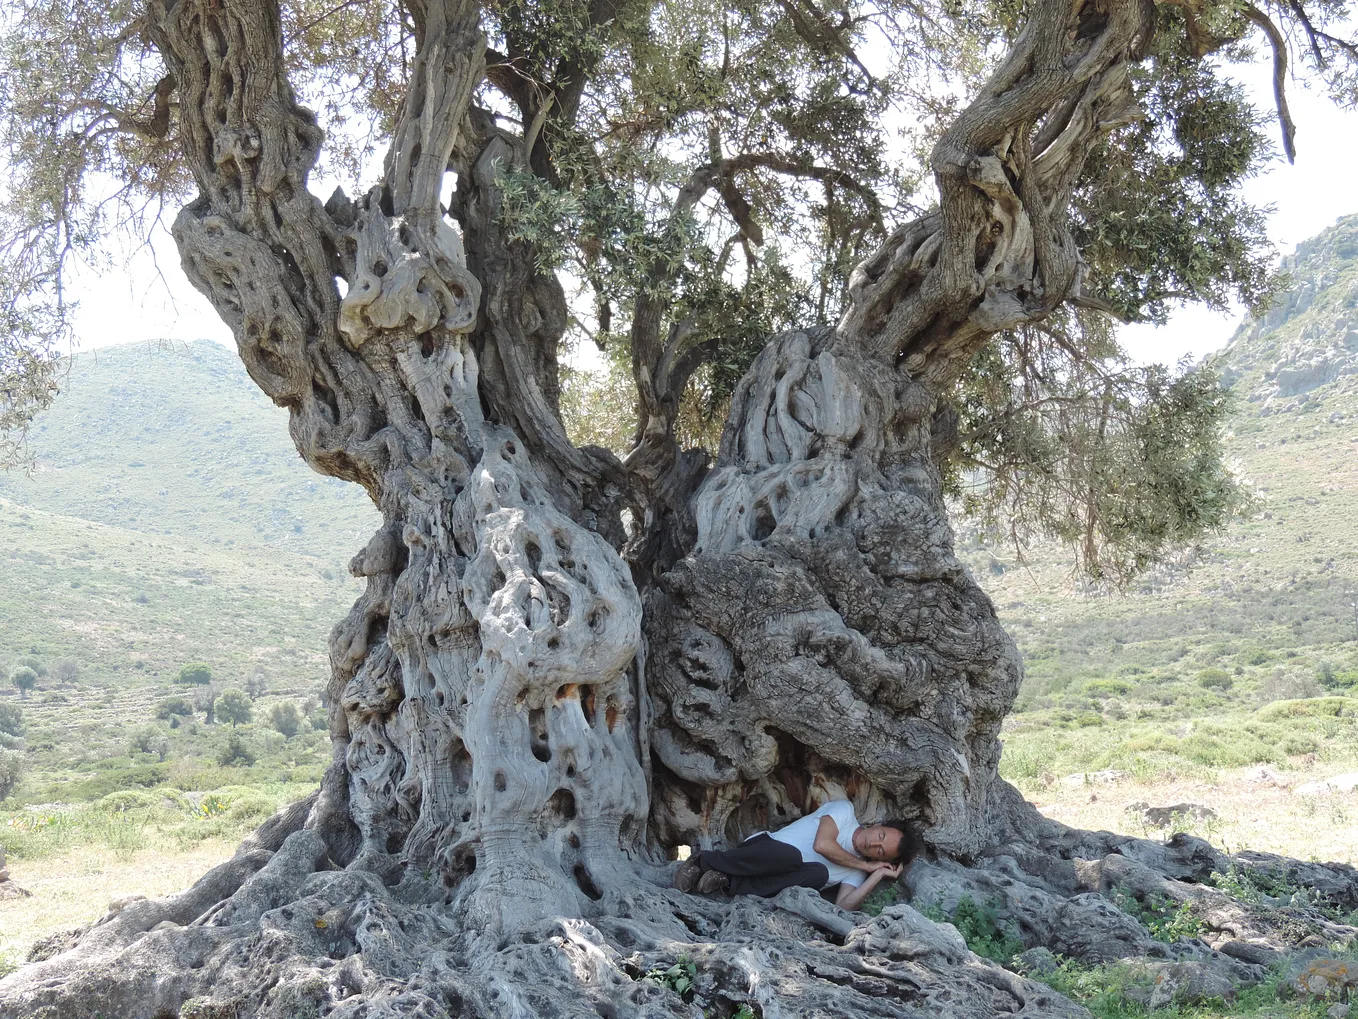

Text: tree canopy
xmin=4 ymin=0 xmax=1355 ymax=577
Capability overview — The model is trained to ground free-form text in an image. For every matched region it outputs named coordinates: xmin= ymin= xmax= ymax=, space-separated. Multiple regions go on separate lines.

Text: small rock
xmin=1329 ymin=1003 xmax=1351 ymax=1018
xmin=1129 ymin=803 xmax=1218 ymax=828
xmin=1124 ymin=961 xmax=1237 ymax=1009
xmin=1240 ymin=765 xmax=1282 ymax=788
xmin=1291 ymin=957 xmax=1358 ymax=1000
xmin=1060 ymin=770 xmax=1128 ymax=787
xmin=1295 ymin=773 xmax=1358 ymax=797
xmin=1016 ymin=947 xmax=1059 ymax=977
xmin=1218 ymin=940 xmax=1282 ymax=966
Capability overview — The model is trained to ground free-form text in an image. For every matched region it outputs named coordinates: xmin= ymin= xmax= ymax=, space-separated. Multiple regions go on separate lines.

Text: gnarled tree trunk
xmin=10 ymin=1 xmax=1325 ymax=1017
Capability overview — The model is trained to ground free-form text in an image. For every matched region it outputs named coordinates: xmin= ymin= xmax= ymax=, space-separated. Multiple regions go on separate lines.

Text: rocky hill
xmin=1220 ymin=213 xmax=1358 ymax=411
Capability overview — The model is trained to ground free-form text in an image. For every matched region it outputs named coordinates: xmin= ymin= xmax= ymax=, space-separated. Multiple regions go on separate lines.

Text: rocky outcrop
xmin=0 ymin=846 xmax=29 ymax=901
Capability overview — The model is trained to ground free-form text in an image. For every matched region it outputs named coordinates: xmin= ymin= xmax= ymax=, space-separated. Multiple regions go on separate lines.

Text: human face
xmin=856 ymin=825 xmax=904 ymax=862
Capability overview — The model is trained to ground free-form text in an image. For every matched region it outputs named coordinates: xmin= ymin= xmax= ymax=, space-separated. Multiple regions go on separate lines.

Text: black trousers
xmin=695 ymin=833 xmax=829 ymax=897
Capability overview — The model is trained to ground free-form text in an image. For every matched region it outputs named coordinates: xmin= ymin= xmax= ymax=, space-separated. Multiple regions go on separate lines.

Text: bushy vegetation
xmin=1106 ymin=887 xmax=1203 ymax=943
xmin=10 ymin=667 xmax=36 ymax=698
xmin=177 ymin=663 xmax=213 ymax=686
xmin=269 ymin=702 xmax=301 ymax=738
xmin=1035 ymin=957 xmax=1319 ymax=1019
xmin=129 ymin=726 xmax=170 ymax=761
xmin=216 ymin=690 xmax=252 ymax=727
xmin=0 ymin=749 xmax=24 ymax=801
xmin=920 ymin=895 xmax=1025 ymax=965
xmin=0 ymin=783 xmax=304 ymax=862
xmin=218 ymin=733 xmax=257 ymax=767
xmin=0 ymin=703 xmax=24 ymax=738
xmin=155 ymin=696 xmax=195 ymax=721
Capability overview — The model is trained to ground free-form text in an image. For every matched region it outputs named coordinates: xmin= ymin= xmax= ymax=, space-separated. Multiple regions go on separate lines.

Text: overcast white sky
xmin=60 ymin=50 xmax=1358 ymax=369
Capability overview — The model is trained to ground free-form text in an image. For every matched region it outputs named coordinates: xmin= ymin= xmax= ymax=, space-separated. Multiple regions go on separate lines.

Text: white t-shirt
xmin=759 ymin=800 xmax=865 ymax=889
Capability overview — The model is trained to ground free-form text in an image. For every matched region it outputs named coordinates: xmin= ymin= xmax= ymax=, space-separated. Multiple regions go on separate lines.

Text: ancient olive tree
xmin=2 ymin=0 xmax=1357 ymax=1015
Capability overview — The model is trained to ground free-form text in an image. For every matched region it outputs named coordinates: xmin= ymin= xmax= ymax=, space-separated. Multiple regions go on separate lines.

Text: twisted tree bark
xmin=647 ymin=0 xmax=1149 ymax=855
xmin=7 ymin=1 xmax=1314 ymax=1017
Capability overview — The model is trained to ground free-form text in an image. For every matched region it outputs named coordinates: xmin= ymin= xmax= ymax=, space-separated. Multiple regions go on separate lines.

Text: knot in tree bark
xmin=339 ymin=197 xmax=483 ymax=350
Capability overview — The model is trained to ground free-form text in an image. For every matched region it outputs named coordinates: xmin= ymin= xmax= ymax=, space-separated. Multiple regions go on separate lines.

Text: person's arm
xmin=835 ymin=863 xmax=902 ymax=910
xmin=812 ymin=815 xmax=877 ymax=873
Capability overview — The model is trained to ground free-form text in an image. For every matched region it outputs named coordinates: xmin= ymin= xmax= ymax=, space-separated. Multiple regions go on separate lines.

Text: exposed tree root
xmin=5 ymin=798 xmax=1357 ymax=1019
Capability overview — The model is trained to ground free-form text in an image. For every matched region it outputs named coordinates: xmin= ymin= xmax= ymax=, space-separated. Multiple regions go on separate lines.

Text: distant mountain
xmin=962 ymin=214 xmax=1358 ymax=742
xmin=0 ymin=340 xmax=379 ymax=563
xmin=1218 ymin=213 xmax=1358 ymax=411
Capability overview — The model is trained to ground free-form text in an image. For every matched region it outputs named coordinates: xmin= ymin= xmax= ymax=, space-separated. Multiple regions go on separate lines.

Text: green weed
xmin=1107 ymin=887 xmax=1204 ymax=943
xmin=921 ymin=895 xmax=1025 ymax=964
xmin=645 ymin=957 xmax=698 ymax=999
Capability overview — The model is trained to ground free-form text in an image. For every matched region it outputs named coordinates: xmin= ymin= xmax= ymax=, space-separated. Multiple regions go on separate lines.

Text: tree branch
xmin=1244 ymin=4 xmax=1297 ymax=163
xmin=838 ymin=0 xmax=1153 ymax=379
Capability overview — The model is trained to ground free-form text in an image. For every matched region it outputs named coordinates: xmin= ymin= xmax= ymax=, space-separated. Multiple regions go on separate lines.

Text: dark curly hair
xmin=878 ymin=819 xmax=926 ymax=864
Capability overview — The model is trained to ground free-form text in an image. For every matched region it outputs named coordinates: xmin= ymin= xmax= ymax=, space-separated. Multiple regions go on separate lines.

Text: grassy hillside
xmin=0 ymin=342 xmax=373 ymax=921
xmin=0 ymin=340 xmax=379 ymax=562
xmin=977 ymin=214 xmax=1358 ymax=787
xmin=1 ymin=496 xmax=360 ymax=682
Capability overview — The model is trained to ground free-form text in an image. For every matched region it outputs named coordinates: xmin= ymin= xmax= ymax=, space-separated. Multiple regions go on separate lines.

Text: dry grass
xmin=0 ymin=839 xmax=236 ymax=967
xmin=1024 ymin=762 xmax=1358 ymax=864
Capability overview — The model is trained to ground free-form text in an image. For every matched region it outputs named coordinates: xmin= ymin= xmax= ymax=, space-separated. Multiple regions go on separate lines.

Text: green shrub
xmin=1107 ymin=886 xmax=1203 ymax=942
xmin=921 ymin=895 xmax=1024 ymax=963
xmin=218 ymin=733 xmax=256 ymax=767
xmin=0 ymin=748 xmax=25 ymax=800
xmin=1257 ymin=696 xmax=1355 ymax=721
xmin=98 ymin=790 xmax=162 ymax=813
xmin=216 ymin=689 xmax=252 ymax=727
xmin=1318 ymin=661 xmax=1358 ymax=689
xmin=11 ymin=667 xmax=37 ymax=698
xmin=269 ymin=702 xmax=301 ymax=738
xmin=225 ymin=794 xmax=277 ymax=823
xmin=1083 ymin=679 xmax=1131 ymax=698
xmin=1279 ymin=733 xmax=1320 ymax=755
xmin=0 ymin=702 xmax=24 ymax=738
xmin=155 ymin=696 xmax=195 ymax=720
xmin=189 ymin=793 xmax=234 ymax=819
xmin=177 ymin=662 xmax=213 ymax=685
xmin=17 ymin=657 xmax=45 ymax=677
xmin=1259 ymin=668 xmax=1323 ymax=703
xmin=43 ymin=763 xmax=170 ymax=802
xmin=1195 ymin=667 xmax=1232 ymax=690
xmin=129 ymin=725 xmax=170 ymax=761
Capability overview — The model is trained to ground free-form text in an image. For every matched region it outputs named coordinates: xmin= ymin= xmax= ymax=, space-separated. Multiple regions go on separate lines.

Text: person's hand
xmin=872 ymin=862 xmax=903 ymax=880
